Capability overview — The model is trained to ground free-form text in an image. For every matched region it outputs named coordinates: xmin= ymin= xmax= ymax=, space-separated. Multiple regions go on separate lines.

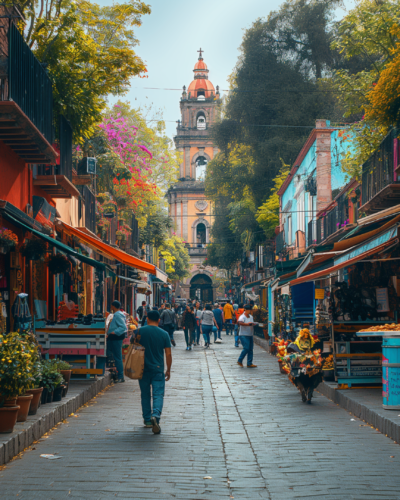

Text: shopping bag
xmin=123 ymin=343 xmax=145 ymax=380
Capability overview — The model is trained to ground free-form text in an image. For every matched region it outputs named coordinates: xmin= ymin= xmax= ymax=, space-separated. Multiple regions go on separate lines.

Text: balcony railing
xmin=361 ymin=128 xmax=400 ymax=213
xmin=8 ymin=22 xmax=53 ymax=144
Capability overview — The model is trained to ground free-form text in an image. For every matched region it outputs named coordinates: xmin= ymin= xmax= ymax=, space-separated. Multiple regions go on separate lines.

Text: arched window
xmin=197 ymin=91 xmax=205 ymax=101
xmin=196 ymin=156 xmax=207 ymax=180
xmin=197 ymin=111 xmax=206 ymax=129
xmin=196 ymin=223 xmax=206 ymax=247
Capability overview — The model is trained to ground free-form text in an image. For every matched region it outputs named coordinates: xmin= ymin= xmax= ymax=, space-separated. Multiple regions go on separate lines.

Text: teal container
xmin=382 ymin=334 xmax=400 ymax=410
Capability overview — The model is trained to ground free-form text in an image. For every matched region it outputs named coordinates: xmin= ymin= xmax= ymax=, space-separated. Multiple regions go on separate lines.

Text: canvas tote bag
xmin=124 ymin=342 xmax=145 ymax=380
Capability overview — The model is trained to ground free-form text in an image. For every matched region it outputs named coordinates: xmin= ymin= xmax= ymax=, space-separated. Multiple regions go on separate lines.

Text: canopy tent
xmin=2 ymin=213 xmax=108 ymax=271
xmin=61 ymin=222 xmax=156 ymax=275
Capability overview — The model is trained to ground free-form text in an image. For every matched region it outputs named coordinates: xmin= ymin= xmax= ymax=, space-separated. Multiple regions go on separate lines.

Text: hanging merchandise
xmin=11 ymin=293 xmax=32 ymax=331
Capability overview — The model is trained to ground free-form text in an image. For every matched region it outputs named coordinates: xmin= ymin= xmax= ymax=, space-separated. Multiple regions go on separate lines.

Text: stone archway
xmin=191 ymin=151 xmax=211 ymax=181
xmin=189 ymin=273 xmax=213 ymax=303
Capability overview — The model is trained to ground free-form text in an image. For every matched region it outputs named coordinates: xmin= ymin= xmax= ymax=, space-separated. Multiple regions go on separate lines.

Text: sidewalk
xmin=0 ymin=374 xmax=111 ymax=466
xmin=253 ymin=336 xmax=400 ymax=443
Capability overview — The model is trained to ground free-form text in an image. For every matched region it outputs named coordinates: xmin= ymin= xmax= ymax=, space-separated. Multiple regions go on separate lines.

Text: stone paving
xmin=1 ymin=331 xmax=400 ymax=499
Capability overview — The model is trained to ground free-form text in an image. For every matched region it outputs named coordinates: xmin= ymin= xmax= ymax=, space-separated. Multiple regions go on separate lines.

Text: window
xmin=196 ymin=156 xmax=208 ymax=180
xmin=196 ymin=223 xmax=206 ymax=247
xmin=197 ymin=91 xmax=205 ymax=100
xmin=197 ymin=112 xmax=206 ymax=129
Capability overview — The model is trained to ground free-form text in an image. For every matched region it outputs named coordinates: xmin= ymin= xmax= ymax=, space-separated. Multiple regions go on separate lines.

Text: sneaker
xmin=116 ymin=378 xmax=125 ymax=383
xmin=237 ymin=361 xmax=243 ymax=367
xmin=144 ymin=421 xmax=152 ymax=428
xmin=215 ymin=339 xmax=222 ymax=344
xmin=189 ymin=346 xmax=192 ymax=350
xmin=235 ymin=344 xmax=239 ymax=347
xmin=186 ymin=346 xmax=189 ymax=350
xmin=247 ymin=364 xmax=257 ymax=368
xmin=151 ymin=416 xmax=161 ymax=434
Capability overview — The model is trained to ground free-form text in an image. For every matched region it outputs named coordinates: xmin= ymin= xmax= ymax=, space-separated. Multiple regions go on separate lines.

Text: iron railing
xmin=8 ymin=23 xmax=53 ymax=144
xmin=59 ymin=116 xmax=72 ymax=180
xmin=361 ymin=129 xmax=399 ymax=206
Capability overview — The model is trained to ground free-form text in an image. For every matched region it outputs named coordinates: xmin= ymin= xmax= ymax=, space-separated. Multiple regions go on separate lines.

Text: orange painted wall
xmin=0 ymin=140 xmax=54 ymax=210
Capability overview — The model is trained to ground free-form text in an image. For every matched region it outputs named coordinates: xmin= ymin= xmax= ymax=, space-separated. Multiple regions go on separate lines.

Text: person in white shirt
xmin=237 ymin=304 xmax=257 ymax=368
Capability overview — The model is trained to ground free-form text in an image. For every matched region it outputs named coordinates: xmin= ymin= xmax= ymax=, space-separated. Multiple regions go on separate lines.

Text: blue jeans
xmin=107 ymin=339 xmax=124 ymax=380
xmin=139 ymin=370 xmax=165 ymax=423
xmin=225 ymin=319 xmax=233 ymax=335
xmin=215 ymin=322 xmax=222 ymax=341
xmin=163 ymin=324 xmax=174 ymax=341
xmin=238 ymin=335 xmax=254 ymax=366
xmin=234 ymin=324 xmax=240 ymax=347
xmin=202 ymin=324 xmax=212 ymax=345
xmin=184 ymin=328 xmax=194 ymax=346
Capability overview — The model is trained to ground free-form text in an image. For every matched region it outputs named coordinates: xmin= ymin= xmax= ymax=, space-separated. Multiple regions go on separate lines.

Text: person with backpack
xmin=107 ymin=300 xmax=128 ymax=383
xmin=160 ymin=303 xmax=177 ymax=346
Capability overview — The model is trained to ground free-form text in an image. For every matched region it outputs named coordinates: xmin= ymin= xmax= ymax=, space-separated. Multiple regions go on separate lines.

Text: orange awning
xmin=290 ymin=239 xmax=398 ymax=287
xmin=61 ymin=222 xmax=156 ymax=275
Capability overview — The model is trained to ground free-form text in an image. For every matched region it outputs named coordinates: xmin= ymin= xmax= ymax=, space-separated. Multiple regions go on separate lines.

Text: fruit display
xmin=322 ymin=354 xmax=334 ymax=370
xmin=359 ymin=323 xmax=400 ymax=332
xmin=273 ymin=339 xmax=288 ymax=357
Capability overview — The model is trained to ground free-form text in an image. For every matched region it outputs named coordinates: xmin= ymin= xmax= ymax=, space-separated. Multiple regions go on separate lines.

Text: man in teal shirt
xmin=132 ymin=310 xmax=172 ymax=434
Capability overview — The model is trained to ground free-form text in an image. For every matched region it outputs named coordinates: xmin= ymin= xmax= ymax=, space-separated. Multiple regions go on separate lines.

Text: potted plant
xmin=22 ymin=238 xmax=47 ymax=261
xmin=53 ymin=359 xmax=72 ymax=396
xmin=103 ymin=201 xmax=117 ymax=218
xmin=0 ymin=332 xmax=39 ymax=431
xmin=96 ymin=192 xmax=109 ymax=204
xmin=40 ymin=360 xmax=64 ymax=404
xmin=0 ymin=228 xmax=18 ymax=254
xmin=48 ymin=254 xmax=70 ymax=275
xmin=116 ymin=230 xmax=124 ymax=241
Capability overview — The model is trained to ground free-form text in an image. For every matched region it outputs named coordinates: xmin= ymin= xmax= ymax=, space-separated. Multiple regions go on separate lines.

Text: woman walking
xmin=200 ymin=304 xmax=218 ymax=348
xmin=182 ymin=305 xmax=196 ymax=350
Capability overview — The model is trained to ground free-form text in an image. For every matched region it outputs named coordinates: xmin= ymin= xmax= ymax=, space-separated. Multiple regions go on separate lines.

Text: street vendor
xmin=287 ymin=328 xmax=315 ymax=353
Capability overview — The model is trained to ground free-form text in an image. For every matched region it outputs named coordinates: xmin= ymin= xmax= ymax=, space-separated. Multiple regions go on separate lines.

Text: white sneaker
xmin=215 ymin=339 xmax=222 ymax=344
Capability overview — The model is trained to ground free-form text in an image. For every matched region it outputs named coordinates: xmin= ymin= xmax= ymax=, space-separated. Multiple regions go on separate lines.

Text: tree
xmin=19 ymin=0 xmax=151 ymax=140
xmin=159 ymin=236 xmax=190 ymax=282
xmin=139 ymin=211 xmax=172 ymax=248
xmin=256 ymin=163 xmax=290 ymax=237
xmin=330 ymin=0 xmax=400 ymax=178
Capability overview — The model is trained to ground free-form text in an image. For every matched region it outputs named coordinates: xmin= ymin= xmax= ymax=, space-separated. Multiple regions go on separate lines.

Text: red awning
xmin=290 ymin=238 xmax=398 ymax=287
xmin=61 ymin=222 xmax=156 ymax=275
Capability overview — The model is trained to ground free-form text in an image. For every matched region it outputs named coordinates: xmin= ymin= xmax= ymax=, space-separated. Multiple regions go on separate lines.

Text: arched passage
xmin=190 ymin=273 xmax=213 ymax=303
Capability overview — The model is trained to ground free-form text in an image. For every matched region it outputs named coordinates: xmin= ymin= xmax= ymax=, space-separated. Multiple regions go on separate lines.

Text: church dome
xmin=187 ymin=51 xmax=216 ymax=99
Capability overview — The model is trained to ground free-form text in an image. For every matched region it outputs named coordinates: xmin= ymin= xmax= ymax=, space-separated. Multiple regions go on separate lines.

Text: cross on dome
xmin=197 ymin=48 xmax=204 ymax=59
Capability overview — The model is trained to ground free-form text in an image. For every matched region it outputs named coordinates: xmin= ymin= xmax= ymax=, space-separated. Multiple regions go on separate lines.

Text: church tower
xmin=167 ymin=49 xmax=221 ymax=302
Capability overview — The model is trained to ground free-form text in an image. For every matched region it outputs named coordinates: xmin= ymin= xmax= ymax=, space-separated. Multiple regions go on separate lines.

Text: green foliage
xmin=256 ymin=163 xmax=290 ymax=237
xmin=159 ymin=236 xmax=190 ymax=282
xmin=18 ymin=0 xmax=151 ymax=140
xmin=40 ymin=360 xmax=64 ymax=391
xmin=139 ymin=210 xmax=172 ymax=248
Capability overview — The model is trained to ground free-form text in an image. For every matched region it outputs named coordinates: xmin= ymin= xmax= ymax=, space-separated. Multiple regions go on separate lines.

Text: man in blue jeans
xmin=107 ymin=300 xmax=128 ymax=383
xmin=212 ymin=303 xmax=224 ymax=343
xmin=237 ymin=305 xmax=257 ymax=368
xmin=132 ymin=310 xmax=172 ymax=434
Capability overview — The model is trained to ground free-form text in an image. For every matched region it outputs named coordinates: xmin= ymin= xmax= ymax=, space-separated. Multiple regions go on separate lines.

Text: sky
xmin=102 ymin=0 xmax=293 ymax=139
xmin=100 ymin=0 xmax=354 ymax=141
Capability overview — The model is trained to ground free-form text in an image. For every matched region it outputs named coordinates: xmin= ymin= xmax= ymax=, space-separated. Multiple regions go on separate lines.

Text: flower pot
xmin=60 ymin=370 xmax=72 ymax=395
xmin=62 ymin=385 xmax=68 ymax=398
xmin=16 ymin=394 xmax=33 ymax=422
xmin=263 ymin=329 xmax=269 ymax=341
xmin=53 ymin=385 xmax=64 ymax=402
xmin=46 ymin=390 xmax=54 ymax=404
xmin=41 ymin=388 xmax=48 ymax=405
xmin=26 ymin=388 xmax=43 ymax=415
xmin=3 ymin=397 xmax=17 ymax=407
xmin=116 ymin=234 xmax=123 ymax=241
xmin=0 ymin=406 xmax=20 ymax=433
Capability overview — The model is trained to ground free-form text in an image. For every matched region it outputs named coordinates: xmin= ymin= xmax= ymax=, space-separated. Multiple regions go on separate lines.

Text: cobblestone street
xmin=1 ymin=331 xmax=399 ymax=500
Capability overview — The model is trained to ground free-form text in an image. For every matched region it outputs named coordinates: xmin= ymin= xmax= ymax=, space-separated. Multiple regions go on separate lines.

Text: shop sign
xmin=315 ymin=288 xmax=325 ymax=299
xmin=376 ymin=287 xmax=390 ymax=312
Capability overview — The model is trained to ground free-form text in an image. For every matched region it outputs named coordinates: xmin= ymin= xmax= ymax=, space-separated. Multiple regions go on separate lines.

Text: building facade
xmin=167 ymin=50 xmax=222 ymax=301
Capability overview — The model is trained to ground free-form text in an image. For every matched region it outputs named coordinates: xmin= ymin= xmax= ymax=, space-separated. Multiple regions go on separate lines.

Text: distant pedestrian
xmin=137 ymin=300 xmax=150 ymax=326
xmin=107 ymin=300 xmax=127 ymax=383
xmin=195 ymin=301 xmax=202 ymax=345
xmin=212 ymin=303 xmax=224 ymax=343
xmin=200 ymin=304 xmax=218 ymax=348
xmin=160 ymin=304 xmax=177 ymax=347
xmin=223 ymin=300 xmax=235 ymax=335
xmin=182 ymin=305 xmax=196 ymax=350
xmin=237 ymin=305 xmax=257 ymax=368
xmin=234 ymin=303 xmax=245 ymax=347
xmin=131 ymin=310 xmax=172 ymax=434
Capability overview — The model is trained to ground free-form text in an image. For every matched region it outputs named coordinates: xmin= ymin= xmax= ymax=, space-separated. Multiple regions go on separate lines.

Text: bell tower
xmin=167 ymin=49 xmax=221 ymax=301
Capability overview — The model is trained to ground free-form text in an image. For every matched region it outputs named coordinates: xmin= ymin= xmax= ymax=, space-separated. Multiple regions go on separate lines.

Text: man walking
xmin=223 ymin=300 xmax=235 ymax=336
xmin=237 ymin=305 xmax=257 ymax=368
xmin=234 ymin=303 xmax=245 ymax=347
xmin=107 ymin=300 xmax=127 ymax=383
xmin=160 ymin=303 xmax=177 ymax=346
xmin=132 ymin=310 xmax=172 ymax=434
xmin=212 ymin=303 xmax=224 ymax=343
xmin=182 ymin=305 xmax=196 ymax=350
xmin=195 ymin=301 xmax=202 ymax=345
xmin=137 ymin=300 xmax=149 ymax=326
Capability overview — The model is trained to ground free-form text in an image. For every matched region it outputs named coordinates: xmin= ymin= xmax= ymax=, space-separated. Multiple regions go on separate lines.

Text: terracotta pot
xmin=0 ymin=406 xmax=20 ymax=433
xmin=26 ymin=388 xmax=43 ymax=415
xmin=3 ymin=397 xmax=18 ymax=407
xmin=60 ymin=370 xmax=72 ymax=395
xmin=16 ymin=394 xmax=33 ymax=422
xmin=263 ymin=329 xmax=269 ymax=341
